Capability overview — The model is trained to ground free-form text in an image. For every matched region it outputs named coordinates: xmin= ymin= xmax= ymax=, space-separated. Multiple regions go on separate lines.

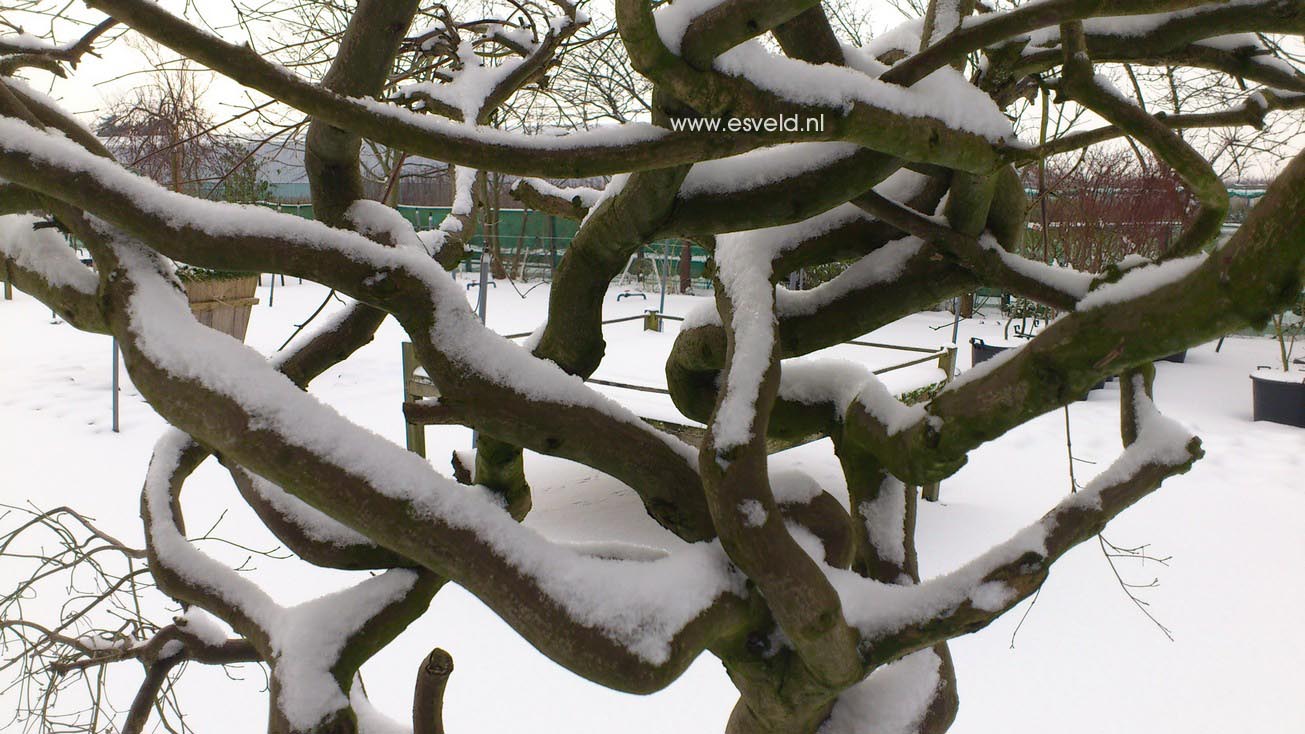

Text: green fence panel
xmin=256 ymin=202 xmax=711 ymax=278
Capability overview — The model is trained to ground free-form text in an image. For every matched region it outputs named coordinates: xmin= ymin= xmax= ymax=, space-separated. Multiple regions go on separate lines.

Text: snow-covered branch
xmin=846 ymin=392 xmax=1201 ymax=666
xmin=0 ymin=213 xmax=105 ymax=331
xmin=698 ymin=232 xmax=864 ymax=689
xmin=98 ymin=234 xmax=743 ymax=693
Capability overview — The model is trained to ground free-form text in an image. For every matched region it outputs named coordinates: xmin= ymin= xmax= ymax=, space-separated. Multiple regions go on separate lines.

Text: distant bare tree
xmin=1024 ymin=149 xmax=1194 ymax=271
xmin=96 ymin=48 xmax=238 ymax=195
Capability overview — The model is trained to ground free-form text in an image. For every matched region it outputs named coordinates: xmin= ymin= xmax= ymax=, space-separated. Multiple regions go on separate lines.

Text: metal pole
xmin=472 ymin=250 xmax=490 ymax=448
xmin=268 ymin=273 xmax=275 ymax=307
xmin=659 ymin=242 xmax=668 ymax=315
xmin=111 ymin=337 xmax=120 ymax=433
xmin=549 ymin=215 xmax=557 ymax=282
xmin=476 ymin=250 xmax=490 ymax=324
xmin=950 ymin=296 xmax=961 ymax=346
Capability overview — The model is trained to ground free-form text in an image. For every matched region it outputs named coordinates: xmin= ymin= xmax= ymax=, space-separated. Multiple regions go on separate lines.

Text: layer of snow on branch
xmin=346 ymin=200 xmax=426 ymax=251
xmin=580 ymin=173 xmax=631 ymax=226
xmin=144 ymin=433 xmax=283 ymax=631
xmin=394 ymin=43 xmax=526 ymax=122
xmin=652 ymin=0 xmax=732 ymax=54
xmin=3 ymin=75 xmax=100 ymax=141
xmin=779 ymin=358 xmax=926 ymax=434
xmin=826 ymin=387 xmax=1194 ymax=638
xmin=1025 ymin=2 xmax=1269 ymax=49
xmin=739 ymin=499 xmax=768 ymax=528
xmin=728 ymin=169 xmax=929 ymax=262
xmin=820 ymin=650 xmax=942 ymax=734
xmin=0 ymin=32 xmax=60 ymax=52
xmin=978 ymin=233 xmax=1094 ymax=300
xmin=709 ymin=42 xmax=1013 ymax=141
xmin=354 ymin=96 xmax=668 ymax=150
xmin=827 ymin=523 xmax=1047 ymax=637
xmin=450 ymin=165 xmax=477 ymax=216
xmin=681 ymin=300 xmax=723 ymax=330
xmin=516 ymin=177 xmax=604 ymax=208
xmin=678 ymin=143 xmax=863 ymax=197
xmin=1197 ymin=33 xmax=1262 ymax=52
xmin=711 ymin=232 xmax=777 ymax=451
xmin=1076 ymin=253 xmax=1207 ymax=310
xmin=270 ymin=299 xmax=368 ymax=370
xmin=240 ymin=471 xmax=376 ymax=547
xmin=176 ymin=607 xmax=230 ymax=647
xmin=853 ymin=372 xmax=930 ymax=435
xmin=0 ymin=214 xmax=97 ymax=294
xmin=943 ymin=336 xmax=1025 ymax=392
xmin=673 ymin=171 xmax=930 ymax=331
xmin=861 ymin=476 xmax=907 ymax=569
xmin=1066 ymin=376 xmax=1196 ymax=511
xmin=778 ymin=236 xmax=924 ymax=317
xmin=275 ymin=570 xmax=420 ymax=729
xmin=770 ymin=470 xmax=824 ymax=506
xmin=146 ymin=432 xmax=419 ymax=730
xmin=930 ymin=0 xmax=965 ymax=38
xmin=415 ymin=165 xmax=480 ymax=253
xmin=350 ymin=682 xmax=412 ymax=734
xmin=866 ymin=18 xmax=925 ymax=60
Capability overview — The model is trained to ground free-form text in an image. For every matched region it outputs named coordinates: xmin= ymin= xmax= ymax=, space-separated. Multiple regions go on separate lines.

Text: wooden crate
xmin=184 ymin=275 xmax=260 ymax=342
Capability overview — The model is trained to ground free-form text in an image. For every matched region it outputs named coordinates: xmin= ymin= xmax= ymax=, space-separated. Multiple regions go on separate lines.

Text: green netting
xmin=255 ymin=202 xmax=713 ymax=283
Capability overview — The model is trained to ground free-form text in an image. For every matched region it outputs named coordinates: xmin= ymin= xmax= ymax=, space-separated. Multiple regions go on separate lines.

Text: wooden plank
xmin=188 ymin=296 xmax=259 ymax=313
xmin=641 ymin=418 xmax=822 ymax=455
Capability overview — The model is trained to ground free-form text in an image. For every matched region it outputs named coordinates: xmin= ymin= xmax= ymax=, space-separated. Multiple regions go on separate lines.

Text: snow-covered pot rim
xmin=1250 ymin=368 xmax=1305 ymax=385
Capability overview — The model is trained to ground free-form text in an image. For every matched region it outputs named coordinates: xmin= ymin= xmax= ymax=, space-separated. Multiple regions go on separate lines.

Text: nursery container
xmin=1251 ymin=369 xmax=1305 ymax=428
xmin=969 ymin=337 xmax=1009 ymax=365
xmin=184 ymin=274 xmax=260 ymax=342
xmin=971 ymin=338 xmax=1106 ymax=392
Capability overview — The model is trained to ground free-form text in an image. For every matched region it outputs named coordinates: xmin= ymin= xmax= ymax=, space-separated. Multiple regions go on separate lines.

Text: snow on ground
xmin=1 ymin=278 xmax=1301 ymax=733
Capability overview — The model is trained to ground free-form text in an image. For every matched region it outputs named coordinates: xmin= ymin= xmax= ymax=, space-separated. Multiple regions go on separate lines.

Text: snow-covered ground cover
xmin=1 ymin=277 xmax=1301 ymax=733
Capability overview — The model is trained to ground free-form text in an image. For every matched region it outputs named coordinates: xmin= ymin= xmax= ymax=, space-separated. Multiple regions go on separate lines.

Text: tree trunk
xmin=958 ymin=292 xmax=974 ymax=318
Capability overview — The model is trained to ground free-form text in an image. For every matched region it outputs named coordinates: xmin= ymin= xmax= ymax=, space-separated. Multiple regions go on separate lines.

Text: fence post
xmin=921 ymin=345 xmax=957 ymax=503
xmin=470 ymin=252 xmax=491 ymax=449
xmin=643 ymin=309 xmax=663 ymax=332
xmin=402 ymin=342 xmax=426 ymax=457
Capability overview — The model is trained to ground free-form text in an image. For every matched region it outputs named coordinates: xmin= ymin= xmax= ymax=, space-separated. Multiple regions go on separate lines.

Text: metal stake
xmin=950 ymin=296 xmax=961 ymax=345
xmin=476 ymin=250 xmax=490 ymax=324
xmin=111 ymin=337 xmax=120 ymax=433
xmin=472 ymin=250 xmax=490 ymax=448
xmin=659 ymin=242 xmax=668 ymax=316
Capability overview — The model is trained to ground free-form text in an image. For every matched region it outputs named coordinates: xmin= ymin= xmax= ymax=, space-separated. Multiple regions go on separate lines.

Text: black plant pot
xmin=971 ymin=338 xmax=1108 ymax=392
xmin=1160 ymin=350 xmax=1188 ymax=363
xmin=970 ymin=337 xmax=1009 ymax=365
xmin=1251 ymin=370 xmax=1305 ymax=428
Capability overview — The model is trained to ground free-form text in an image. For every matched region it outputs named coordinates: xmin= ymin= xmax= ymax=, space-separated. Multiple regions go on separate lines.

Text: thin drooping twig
xmin=275 ymin=289 xmax=344 ymax=352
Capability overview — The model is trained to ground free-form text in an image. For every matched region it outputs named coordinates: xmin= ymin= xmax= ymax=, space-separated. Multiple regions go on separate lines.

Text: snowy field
xmin=2 ymin=276 xmax=1302 ymax=733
